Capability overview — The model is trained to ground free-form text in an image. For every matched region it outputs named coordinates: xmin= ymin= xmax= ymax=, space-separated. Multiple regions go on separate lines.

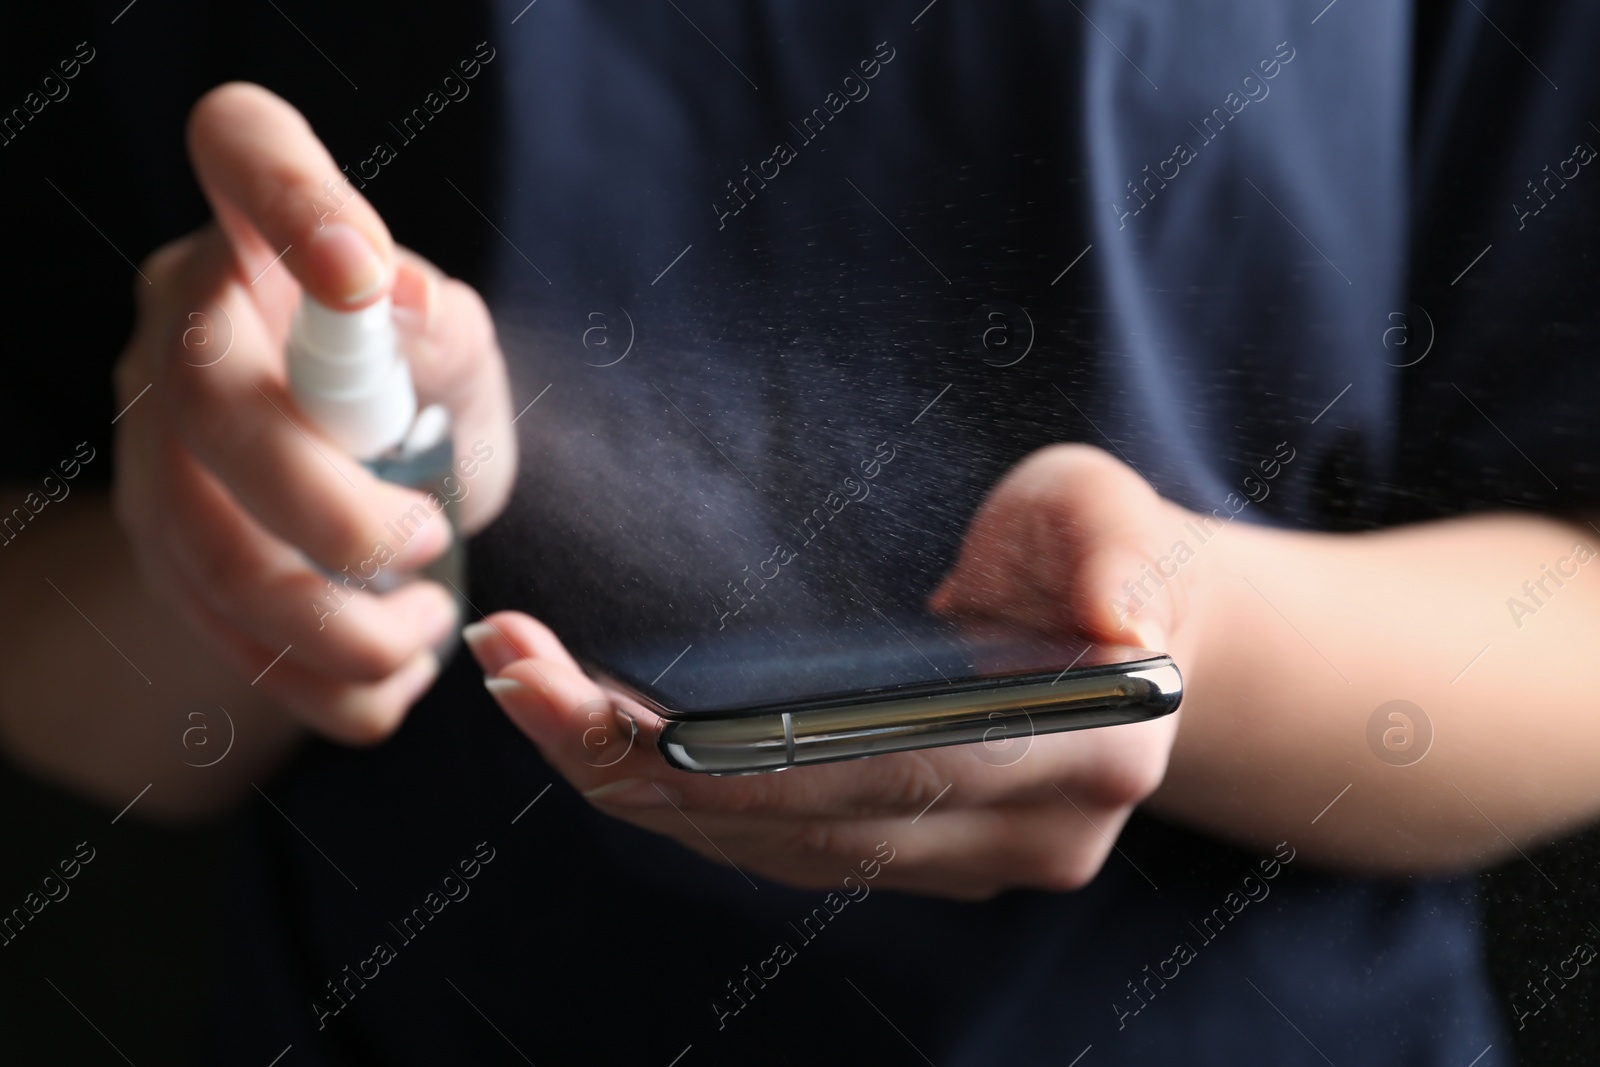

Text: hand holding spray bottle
xmin=286 ymin=294 xmax=466 ymax=626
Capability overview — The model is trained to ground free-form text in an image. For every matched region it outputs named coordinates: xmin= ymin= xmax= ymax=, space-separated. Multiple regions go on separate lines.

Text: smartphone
xmin=581 ymin=614 xmax=1181 ymax=775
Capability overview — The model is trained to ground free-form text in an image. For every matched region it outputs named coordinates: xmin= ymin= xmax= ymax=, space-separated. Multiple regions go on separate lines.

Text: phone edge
xmin=654 ymin=659 xmax=1182 ymax=775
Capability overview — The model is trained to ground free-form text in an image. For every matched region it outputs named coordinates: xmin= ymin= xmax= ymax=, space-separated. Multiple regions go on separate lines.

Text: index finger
xmin=187 ymin=82 xmax=393 ymax=308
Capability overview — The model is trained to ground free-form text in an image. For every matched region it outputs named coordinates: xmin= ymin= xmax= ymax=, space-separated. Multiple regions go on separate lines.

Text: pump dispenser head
xmin=286 ymin=295 xmax=417 ymax=460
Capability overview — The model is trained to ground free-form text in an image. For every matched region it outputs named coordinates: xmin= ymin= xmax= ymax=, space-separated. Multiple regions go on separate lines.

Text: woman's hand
xmin=472 ymin=445 xmax=1215 ymax=899
xmin=113 ymin=83 xmax=516 ymax=746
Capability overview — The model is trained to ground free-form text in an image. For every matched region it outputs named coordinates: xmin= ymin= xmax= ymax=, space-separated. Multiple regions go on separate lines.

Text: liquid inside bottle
xmin=362 ymin=402 xmax=467 ymax=613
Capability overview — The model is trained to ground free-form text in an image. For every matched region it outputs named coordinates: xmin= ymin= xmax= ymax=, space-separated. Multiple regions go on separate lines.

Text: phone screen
xmin=584 ymin=614 xmax=1160 ymax=718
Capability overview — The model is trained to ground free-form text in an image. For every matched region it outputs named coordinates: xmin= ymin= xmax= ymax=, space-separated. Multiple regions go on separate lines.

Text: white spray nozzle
xmin=286 ymin=295 xmax=417 ymax=460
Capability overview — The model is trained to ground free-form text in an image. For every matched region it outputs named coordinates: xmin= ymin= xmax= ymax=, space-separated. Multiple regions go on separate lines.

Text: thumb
xmin=929 ymin=444 xmax=1181 ymax=651
xmin=186 ymin=82 xmax=393 ymax=308
xmin=1078 ymin=546 xmax=1176 ymax=652
xmin=930 ymin=537 xmax=1174 ymax=651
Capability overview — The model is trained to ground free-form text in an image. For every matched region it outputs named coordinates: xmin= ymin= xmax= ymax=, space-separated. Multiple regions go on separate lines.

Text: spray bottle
xmin=285 ymin=295 xmax=465 ymax=605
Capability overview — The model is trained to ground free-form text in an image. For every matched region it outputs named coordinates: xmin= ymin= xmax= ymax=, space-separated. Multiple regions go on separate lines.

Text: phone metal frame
xmin=588 ymin=655 xmax=1182 ymax=775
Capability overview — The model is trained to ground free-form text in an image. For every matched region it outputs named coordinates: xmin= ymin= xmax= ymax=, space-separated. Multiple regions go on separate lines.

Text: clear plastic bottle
xmin=286 ymin=296 xmax=465 ymax=611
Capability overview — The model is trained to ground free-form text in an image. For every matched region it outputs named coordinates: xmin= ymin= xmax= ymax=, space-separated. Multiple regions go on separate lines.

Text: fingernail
xmin=583 ymin=778 xmax=680 ymax=808
xmin=464 ymin=620 xmax=518 ymax=681
xmin=310 ymin=222 xmax=390 ymax=305
xmin=484 ymin=676 xmax=527 ymax=700
xmin=393 ymin=508 xmax=454 ymax=570
xmin=390 ymin=261 xmax=440 ymax=337
xmin=483 ymin=673 xmax=564 ymax=749
xmin=462 ymin=621 xmax=513 ymax=672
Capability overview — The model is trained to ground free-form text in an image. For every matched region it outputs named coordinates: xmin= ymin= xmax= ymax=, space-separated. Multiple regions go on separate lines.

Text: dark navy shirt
xmin=11 ymin=1 xmax=1600 ymax=1064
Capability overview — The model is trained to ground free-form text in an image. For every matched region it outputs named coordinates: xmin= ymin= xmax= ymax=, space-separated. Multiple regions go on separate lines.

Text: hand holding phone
xmin=471 ymin=445 xmax=1210 ymax=899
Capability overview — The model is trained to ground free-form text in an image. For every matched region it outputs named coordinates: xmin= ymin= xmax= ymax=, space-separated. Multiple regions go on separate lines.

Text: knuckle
xmin=789 ymin=821 xmax=850 ymax=859
xmin=1029 ymin=443 xmax=1149 ymax=509
xmin=868 ymin=753 xmax=950 ymax=817
xmin=338 ymin=630 xmax=415 ymax=683
xmin=1042 ymin=442 xmax=1116 ymax=474
xmin=437 ymin=279 xmax=500 ymax=368
xmin=1033 ymin=839 xmax=1108 ymax=893
xmin=328 ymin=693 xmax=407 ymax=747
xmin=320 ymin=507 xmax=382 ymax=568
xmin=339 ymin=711 xmax=403 ymax=747
xmin=1036 ymin=855 xmax=1099 ymax=893
xmin=290 ymin=575 xmax=413 ymax=680
xmin=166 ymin=355 xmax=233 ymax=434
xmin=443 ymin=277 xmax=492 ymax=330
xmin=1035 ymin=441 xmax=1090 ymax=468
xmin=1085 ymin=751 xmax=1168 ymax=809
xmin=1015 ymin=443 xmax=1098 ymax=490
xmin=266 ymin=180 xmax=328 ymax=243
xmin=136 ymin=234 xmax=196 ymax=299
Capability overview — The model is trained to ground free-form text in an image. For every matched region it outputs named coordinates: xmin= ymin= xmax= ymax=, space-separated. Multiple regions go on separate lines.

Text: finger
xmin=131 ymin=511 xmax=440 ymax=745
xmin=462 ymin=611 xmax=581 ymax=676
xmin=165 ymin=556 xmax=438 ymax=745
xmin=153 ymin=232 xmax=454 ymax=574
xmin=187 ymin=82 xmax=393 ymax=308
xmin=485 ymin=643 xmax=672 ymax=792
xmin=117 ymin=382 xmax=445 ymax=742
xmin=388 ymin=251 xmax=516 ymax=534
xmin=467 ymin=613 xmax=772 ymax=796
xmin=150 ymin=418 xmax=457 ymax=680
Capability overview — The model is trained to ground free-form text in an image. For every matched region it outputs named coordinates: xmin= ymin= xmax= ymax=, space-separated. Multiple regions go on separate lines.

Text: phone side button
xmin=782 ymin=711 xmax=796 ymax=766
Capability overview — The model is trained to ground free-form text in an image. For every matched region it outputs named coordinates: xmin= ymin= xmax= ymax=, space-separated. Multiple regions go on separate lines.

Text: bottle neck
xmin=286 ymin=296 xmax=418 ymax=460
